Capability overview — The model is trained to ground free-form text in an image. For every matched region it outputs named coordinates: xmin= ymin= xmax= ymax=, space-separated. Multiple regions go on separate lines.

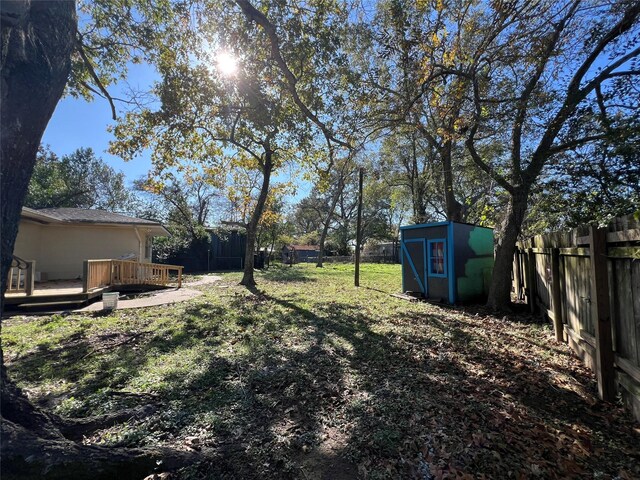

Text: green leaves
xmin=25 ymin=146 xmax=133 ymax=211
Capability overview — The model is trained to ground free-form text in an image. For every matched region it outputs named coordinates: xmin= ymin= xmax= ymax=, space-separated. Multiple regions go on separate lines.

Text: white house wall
xmin=14 ymin=222 xmax=143 ymax=280
xmin=13 ymin=222 xmax=42 ymax=263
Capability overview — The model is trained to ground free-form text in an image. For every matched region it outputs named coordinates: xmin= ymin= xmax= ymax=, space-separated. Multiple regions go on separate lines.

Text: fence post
xmin=551 ymin=248 xmax=564 ymax=342
xmin=24 ymin=260 xmax=35 ymax=296
xmin=514 ymin=249 xmax=522 ymax=301
xmin=354 ymin=167 xmax=364 ymax=287
xmin=82 ymin=260 xmax=89 ymax=293
xmin=589 ymin=225 xmax=616 ymax=402
xmin=526 ymin=248 xmax=537 ymax=313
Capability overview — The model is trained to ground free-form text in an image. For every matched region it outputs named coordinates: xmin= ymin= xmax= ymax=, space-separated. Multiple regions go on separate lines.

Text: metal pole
xmin=355 ymin=167 xmax=364 ymax=287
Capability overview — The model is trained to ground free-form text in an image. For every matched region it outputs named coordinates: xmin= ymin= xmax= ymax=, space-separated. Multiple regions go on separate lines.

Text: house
xmin=154 ymin=225 xmax=267 ymax=272
xmin=281 ymin=244 xmax=320 ymax=264
xmin=363 ymin=240 xmax=400 ymax=262
xmin=400 ymin=221 xmax=494 ymax=304
xmin=14 ymin=207 xmax=170 ymax=280
xmin=208 ymin=227 xmax=246 ymax=270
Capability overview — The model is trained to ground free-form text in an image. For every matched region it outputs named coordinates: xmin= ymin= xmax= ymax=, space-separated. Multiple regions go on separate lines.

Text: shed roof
xmin=400 ymin=220 xmax=494 ymax=231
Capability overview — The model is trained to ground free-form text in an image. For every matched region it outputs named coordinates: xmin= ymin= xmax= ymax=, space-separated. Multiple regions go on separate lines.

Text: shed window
xmin=428 ymin=239 xmax=446 ymax=277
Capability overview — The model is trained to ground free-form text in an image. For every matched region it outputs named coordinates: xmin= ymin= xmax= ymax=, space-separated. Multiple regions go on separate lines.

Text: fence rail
xmin=286 ymin=254 xmax=400 ymax=264
xmin=514 ymin=214 xmax=640 ymax=421
xmin=83 ymin=259 xmax=183 ymax=293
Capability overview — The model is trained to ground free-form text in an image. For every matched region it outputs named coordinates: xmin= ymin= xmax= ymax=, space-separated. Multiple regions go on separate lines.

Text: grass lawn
xmin=3 ymin=263 xmax=639 ymax=479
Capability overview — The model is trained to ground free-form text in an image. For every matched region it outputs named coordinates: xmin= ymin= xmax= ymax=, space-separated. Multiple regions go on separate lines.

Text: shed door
xmin=401 ymin=238 xmax=427 ymax=295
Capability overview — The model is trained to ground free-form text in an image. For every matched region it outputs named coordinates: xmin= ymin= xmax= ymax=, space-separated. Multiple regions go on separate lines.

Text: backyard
xmin=3 ymin=264 xmax=639 ymax=479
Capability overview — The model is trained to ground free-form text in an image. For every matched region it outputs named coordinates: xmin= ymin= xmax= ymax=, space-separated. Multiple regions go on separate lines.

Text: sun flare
xmin=216 ymin=52 xmax=238 ymax=76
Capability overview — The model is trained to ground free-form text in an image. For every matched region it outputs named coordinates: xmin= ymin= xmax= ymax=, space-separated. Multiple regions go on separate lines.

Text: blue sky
xmin=41 ymin=64 xmax=156 ymax=186
xmin=41 ymin=62 xmax=310 ymax=203
xmin=42 ymin=95 xmax=153 ymax=184
xmin=42 ymin=60 xmax=311 ymax=206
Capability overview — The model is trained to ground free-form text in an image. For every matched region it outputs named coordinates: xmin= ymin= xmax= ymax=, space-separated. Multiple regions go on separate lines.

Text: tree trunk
xmin=441 ymin=140 xmax=463 ymax=222
xmin=316 ymin=183 xmax=342 ymax=268
xmin=1 ymin=0 xmax=76 ymax=435
xmin=408 ymin=133 xmax=428 ymax=224
xmin=2 ymin=418 xmax=204 ymax=480
xmin=1 ymin=0 xmax=75 ymax=302
xmin=412 ymin=189 xmax=427 ymax=224
xmin=240 ymin=151 xmax=273 ymax=287
xmin=1 ymin=4 xmax=228 ymax=477
xmin=486 ymin=187 xmax=529 ymax=311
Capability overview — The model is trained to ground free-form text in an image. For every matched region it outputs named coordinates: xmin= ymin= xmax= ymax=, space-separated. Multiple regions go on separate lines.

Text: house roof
xmin=288 ymin=244 xmax=320 ymax=251
xmin=21 ymin=207 xmax=169 ymax=236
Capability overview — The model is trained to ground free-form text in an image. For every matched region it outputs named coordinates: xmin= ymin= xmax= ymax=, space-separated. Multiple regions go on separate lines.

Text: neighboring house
xmin=281 ymin=244 xmax=320 ymax=263
xmin=363 ymin=241 xmax=400 ymax=262
xmin=208 ymin=227 xmax=246 ymax=271
xmin=151 ymin=225 xmax=264 ymax=272
xmin=14 ymin=207 xmax=169 ymax=280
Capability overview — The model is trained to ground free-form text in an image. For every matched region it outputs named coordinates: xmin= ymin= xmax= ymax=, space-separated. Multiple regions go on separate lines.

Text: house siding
xmin=14 ymin=221 xmax=143 ymax=280
xmin=13 ymin=222 xmax=42 ymax=263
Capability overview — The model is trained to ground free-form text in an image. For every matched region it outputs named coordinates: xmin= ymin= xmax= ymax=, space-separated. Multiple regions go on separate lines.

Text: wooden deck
xmin=5 ymin=259 xmax=184 ymax=311
xmin=4 ymin=280 xmax=108 ymax=309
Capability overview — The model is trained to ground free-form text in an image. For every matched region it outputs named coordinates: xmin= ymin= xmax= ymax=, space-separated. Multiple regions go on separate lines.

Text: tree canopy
xmin=25 ymin=146 xmax=132 ymax=211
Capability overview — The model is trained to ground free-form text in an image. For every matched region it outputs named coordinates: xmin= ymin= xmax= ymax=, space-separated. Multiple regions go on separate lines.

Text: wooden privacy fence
xmin=83 ymin=259 xmax=183 ymax=293
xmin=514 ymin=214 xmax=640 ymax=421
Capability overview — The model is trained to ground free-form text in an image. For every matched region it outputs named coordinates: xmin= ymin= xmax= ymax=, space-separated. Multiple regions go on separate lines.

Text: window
xmin=428 ymin=239 xmax=446 ymax=277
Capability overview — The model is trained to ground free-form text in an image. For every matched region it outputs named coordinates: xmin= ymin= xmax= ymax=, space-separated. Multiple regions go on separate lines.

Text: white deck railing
xmin=6 ymin=257 xmax=35 ymax=295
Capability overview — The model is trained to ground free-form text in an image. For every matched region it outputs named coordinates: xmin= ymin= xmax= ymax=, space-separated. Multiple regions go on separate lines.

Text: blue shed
xmin=400 ymin=221 xmax=494 ymax=304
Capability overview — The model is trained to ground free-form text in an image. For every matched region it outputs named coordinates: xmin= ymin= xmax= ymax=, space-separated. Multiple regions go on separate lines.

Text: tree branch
xmin=526 ymin=2 xmax=640 ymax=179
xmin=548 ymin=133 xmax=610 ymax=154
xmin=233 ymin=0 xmax=351 ymax=150
xmin=566 ymin=4 xmax=640 ymax=97
xmin=466 ymin=77 xmax=514 ymax=194
xmin=75 ymin=34 xmax=117 ymax=121
xmin=511 ymin=1 xmax=579 ymax=177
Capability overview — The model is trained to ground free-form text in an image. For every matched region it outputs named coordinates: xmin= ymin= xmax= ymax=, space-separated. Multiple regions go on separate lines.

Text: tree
xmin=231 ymin=0 xmax=373 ymax=269
xmin=1 ymin=1 xmax=76 ymax=442
xmin=133 ymin=172 xmax=221 ymax=265
xmin=112 ymin=0 xmax=366 ymax=286
xmin=136 ymin=172 xmax=221 ymax=237
xmin=1 ymin=0 xmax=75 ymax=304
xmin=377 ymin=128 xmax=441 ymax=223
xmin=314 ymin=155 xmax=358 ymax=266
xmin=354 ymin=0 xmax=481 ymax=223
xmin=293 ymin=195 xmax=328 ymax=237
xmin=25 ymin=146 xmax=133 ymax=211
xmin=459 ymin=0 xmax=640 ymax=310
xmin=255 ymin=196 xmax=291 ymax=260
xmin=1 ymin=2 xmax=210 ymax=477
xmin=112 ymin=52 xmax=309 ymax=287
xmin=360 ymin=168 xmax=406 ymax=246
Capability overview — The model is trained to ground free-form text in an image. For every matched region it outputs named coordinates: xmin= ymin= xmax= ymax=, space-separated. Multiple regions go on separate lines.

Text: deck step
xmin=16 ymin=300 xmax=87 ymax=310
xmin=4 ymin=289 xmax=106 ymax=306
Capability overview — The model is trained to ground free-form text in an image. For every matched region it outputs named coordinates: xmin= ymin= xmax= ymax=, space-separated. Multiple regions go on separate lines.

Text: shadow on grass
xmin=259 ymin=265 xmax=317 ymax=283
xmin=5 ymin=276 xmax=638 ymax=479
